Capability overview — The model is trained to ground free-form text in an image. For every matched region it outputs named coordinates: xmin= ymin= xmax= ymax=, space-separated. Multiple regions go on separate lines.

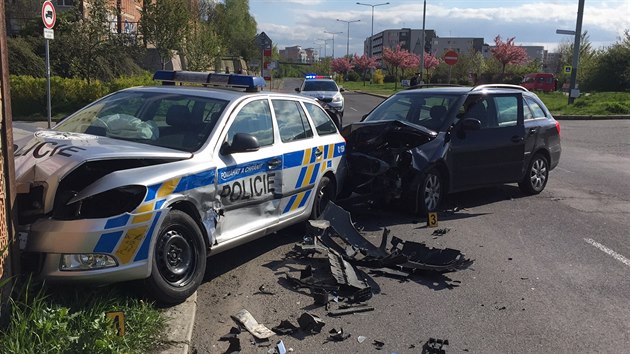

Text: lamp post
xmin=336 ymin=18 xmax=360 ymax=58
xmin=356 ymin=2 xmax=389 ymax=57
xmin=419 ymin=0 xmax=426 ymax=83
xmin=324 ymin=30 xmax=343 ymax=58
xmin=316 ymin=38 xmax=330 ymax=58
xmin=556 ymin=0 xmax=585 ymax=104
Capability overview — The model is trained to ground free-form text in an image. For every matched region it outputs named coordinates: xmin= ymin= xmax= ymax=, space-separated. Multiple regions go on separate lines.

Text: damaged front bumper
xmin=18 ymin=207 xmax=167 ymax=283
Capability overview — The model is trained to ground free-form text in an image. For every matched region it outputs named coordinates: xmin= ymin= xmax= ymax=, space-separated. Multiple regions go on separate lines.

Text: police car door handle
xmin=314 ymin=149 xmax=323 ymax=157
xmin=267 ymin=158 xmax=281 ymax=168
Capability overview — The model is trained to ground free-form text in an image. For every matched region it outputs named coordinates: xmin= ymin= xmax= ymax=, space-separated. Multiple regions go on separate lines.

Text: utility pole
xmin=336 ymin=18 xmax=360 ymax=58
xmin=419 ymin=0 xmax=427 ymax=83
xmin=568 ymin=0 xmax=585 ymax=104
xmin=324 ymin=30 xmax=342 ymax=58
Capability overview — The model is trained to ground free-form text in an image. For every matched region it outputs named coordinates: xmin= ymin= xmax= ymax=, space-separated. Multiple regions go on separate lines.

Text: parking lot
xmin=190 ymin=89 xmax=630 ymax=353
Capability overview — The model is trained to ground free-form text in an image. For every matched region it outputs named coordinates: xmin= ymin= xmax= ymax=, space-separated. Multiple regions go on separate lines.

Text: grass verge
xmin=0 ymin=278 xmax=165 ymax=354
xmin=341 ymin=81 xmax=630 ymax=116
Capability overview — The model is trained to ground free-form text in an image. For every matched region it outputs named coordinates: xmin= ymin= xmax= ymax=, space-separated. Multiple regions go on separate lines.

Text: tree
xmin=330 ymin=57 xmax=353 ymax=81
xmin=382 ymin=45 xmax=418 ymax=90
xmin=211 ymin=0 xmax=258 ymax=60
xmin=353 ymin=54 xmax=378 ymax=86
xmin=491 ymin=35 xmax=529 ymax=77
xmin=183 ymin=3 xmax=222 ymax=71
xmin=140 ymin=0 xmax=190 ymax=69
xmin=557 ymin=31 xmax=599 ymax=89
xmin=581 ymin=30 xmax=630 ymax=91
xmin=422 ymin=52 xmax=440 ymax=82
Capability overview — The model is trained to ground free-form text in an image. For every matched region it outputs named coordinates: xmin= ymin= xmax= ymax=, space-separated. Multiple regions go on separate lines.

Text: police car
xmin=295 ymin=75 xmax=345 ymax=118
xmin=15 ymin=71 xmax=346 ymax=304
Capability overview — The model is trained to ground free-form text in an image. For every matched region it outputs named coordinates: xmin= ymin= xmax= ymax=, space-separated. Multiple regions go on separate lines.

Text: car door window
xmin=304 ymin=102 xmax=337 ymax=135
xmin=524 ymin=97 xmax=547 ymax=118
xmin=523 ymin=100 xmax=534 ymax=121
xmin=227 ymin=99 xmax=274 ymax=147
xmin=272 ymin=99 xmax=314 ymax=142
xmin=494 ymin=96 xmax=519 ymax=127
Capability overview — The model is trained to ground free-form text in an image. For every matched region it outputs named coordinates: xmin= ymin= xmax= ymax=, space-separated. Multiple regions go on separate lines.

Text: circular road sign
xmin=42 ymin=1 xmax=56 ymax=29
xmin=444 ymin=50 xmax=459 ymax=66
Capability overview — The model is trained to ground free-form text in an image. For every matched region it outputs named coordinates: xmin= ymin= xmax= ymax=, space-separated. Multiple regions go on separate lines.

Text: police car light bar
xmin=305 ymin=74 xmax=332 ymax=79
xmin=153 ymin=71 xmax=266 ymax=92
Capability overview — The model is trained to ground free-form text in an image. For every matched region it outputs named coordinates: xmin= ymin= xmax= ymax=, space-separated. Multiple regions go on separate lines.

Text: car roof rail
xmin=406 ymin=83 xmax=464 ymax=90
xmin=153 ymin=70 xmax=266 ymax=92
xmin=471 ymin=84 xmax=529 ymax=92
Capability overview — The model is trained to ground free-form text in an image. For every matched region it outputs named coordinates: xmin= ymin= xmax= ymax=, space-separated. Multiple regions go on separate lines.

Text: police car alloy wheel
xmin=145 ymin=210 xmax=206 ymax=304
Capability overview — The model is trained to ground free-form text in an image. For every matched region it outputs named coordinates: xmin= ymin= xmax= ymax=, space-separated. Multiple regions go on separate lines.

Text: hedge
xmin=10 ymin=73 xmax=156 ymax=120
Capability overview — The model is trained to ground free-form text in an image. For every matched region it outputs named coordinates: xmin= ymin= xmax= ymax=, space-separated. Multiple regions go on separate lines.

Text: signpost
xmin=42 ymin=1 xmax=55 ymax=128
xmin=255 ymin=32 xmax=273 ymax=86
xmin=443 ymin=50 xmax=458 ymax=83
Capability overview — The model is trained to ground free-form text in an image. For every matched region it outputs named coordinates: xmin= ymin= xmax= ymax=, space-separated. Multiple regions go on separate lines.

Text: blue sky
xmin=249 ymin=0 xmax=630 ymax=56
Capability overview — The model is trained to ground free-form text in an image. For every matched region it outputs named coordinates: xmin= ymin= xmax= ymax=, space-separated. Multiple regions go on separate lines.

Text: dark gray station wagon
xmin=341 ymin=84 xmax=562 ymax=214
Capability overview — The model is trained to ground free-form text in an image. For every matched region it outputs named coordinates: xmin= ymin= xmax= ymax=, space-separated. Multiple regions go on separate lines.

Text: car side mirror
xmin=221 ymin=133 xmax=260 ymax=154
xmin=339 ymin=87 xmax=345 ymax=92
xmin=461 ymin=118 xmax=481 ymax=131
xmin=295 ymin=88 xmax=301 ymax=92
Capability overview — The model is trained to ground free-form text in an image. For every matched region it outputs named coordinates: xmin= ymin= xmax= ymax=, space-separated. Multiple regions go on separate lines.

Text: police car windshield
xmin=365 ymin=92 xmax=459 ymax=131
xmin=303 ymin=80 xmax=338 ymax=92
xmin=55 ymin=90 xmax=228 ymax=152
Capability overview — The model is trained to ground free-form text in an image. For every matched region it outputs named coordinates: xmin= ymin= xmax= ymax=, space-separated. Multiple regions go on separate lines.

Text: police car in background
xmin=15 ymin=71 xmax=346 ymax=304
xmin=296 ymin=75 xmax=345 ymax=123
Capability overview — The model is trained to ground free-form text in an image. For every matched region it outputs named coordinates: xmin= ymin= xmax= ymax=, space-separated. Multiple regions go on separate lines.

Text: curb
xmin=352 ymin=91 xmax=630 ymax=120
xmin=156 ymin=291 xmax=197 ymax=354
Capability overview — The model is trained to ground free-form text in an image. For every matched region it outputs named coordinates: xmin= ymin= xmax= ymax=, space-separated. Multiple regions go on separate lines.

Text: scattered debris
xmin=431 ymin=228 xmax=451 ymax=236
xmin=256 ymin=285 xmax=275 ymax=295
xmin=328 ymin=248 xmax=373 ymax=302
xmin=423 ymin=338 xmax=449 ymax=354
xmin=328 ymin=303 xmax=375 ymax=317
xmin=357 ymin=335 xmax=367 ymax=343
xmin=327 ymin=328 xmax=351 ymax=342
xmin=298 ymin=313 xmax=325 ymax=333
xmin=276 ymin=340 xmax=287 ymax=354
xmin=390 ymin=236 xmax=474 ymax=272
xmin=373 ymin=340 xmax=385 ymax=350
xmin=231 ymin=309 xmax=275 ymax=340
xmin=218 ymin=330 xmax=241 ymax=354
xmin=271 ymin=320 xmax=299 ymax=335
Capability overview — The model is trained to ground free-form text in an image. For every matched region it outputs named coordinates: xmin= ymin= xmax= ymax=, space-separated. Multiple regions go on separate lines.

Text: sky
xmin=249 ymin=0 xmax=630 ymax=57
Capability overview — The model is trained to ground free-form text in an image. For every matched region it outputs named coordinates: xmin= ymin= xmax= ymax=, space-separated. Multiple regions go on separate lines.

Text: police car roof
xmin=123 ymin=85 xmax=317 ymax=103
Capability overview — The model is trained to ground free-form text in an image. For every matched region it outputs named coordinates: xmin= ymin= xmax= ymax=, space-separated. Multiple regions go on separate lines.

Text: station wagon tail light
xmin=60 ymin=253 xmax=117 ymax=271
xmin=555 ymin=121 xmax=561 ymax=137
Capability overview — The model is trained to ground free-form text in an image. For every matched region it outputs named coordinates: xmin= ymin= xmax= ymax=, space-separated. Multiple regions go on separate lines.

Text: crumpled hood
xmin=341 ymin=120 xmax=437 ymax=154
xmin=15 ymin=130 xmax=192 ymax=187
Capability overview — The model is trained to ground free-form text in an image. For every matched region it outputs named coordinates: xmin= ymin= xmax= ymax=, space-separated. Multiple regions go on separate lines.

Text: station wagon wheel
xmin=311 ymin=176 xmax=335 ymax=219
xmin=415 ymin=167 xmax=444 ymax=216
xmin=519 ymin=153 xmax=549 ymax=195
xmin=145 ymin=210 xmax=206 ymax=304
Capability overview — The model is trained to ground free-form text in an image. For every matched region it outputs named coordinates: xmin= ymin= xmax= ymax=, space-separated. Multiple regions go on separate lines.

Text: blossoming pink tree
xmin=330 ymin=57 xmax=353 ymax=81
xmin=383 ymin=45 xmax=418 ymax=90
xmin=423 ymin=52 xmax=441 ymax=82
xmin=353 ymin=54 xmax=378 ymax=86
xmin=491 ymin=35 xmax=529 ymax=77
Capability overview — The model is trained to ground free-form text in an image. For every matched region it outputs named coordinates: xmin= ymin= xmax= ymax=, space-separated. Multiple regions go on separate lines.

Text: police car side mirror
xmin=295 ymin=88 xmax=301 ymax=92
xmin=221 ymin=133 xmax=260 ymax=154
xmin=339 ymin=87 xmax=345 ymax=92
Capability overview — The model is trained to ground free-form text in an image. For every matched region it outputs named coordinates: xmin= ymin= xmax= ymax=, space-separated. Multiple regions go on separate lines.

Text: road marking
xmin=584 ymin=238 xmax=630 ymax=267
xmin=349 ymin=107 xmax=358 ymax=112
xmin=557 ymin=167 xmax=575 ymax=173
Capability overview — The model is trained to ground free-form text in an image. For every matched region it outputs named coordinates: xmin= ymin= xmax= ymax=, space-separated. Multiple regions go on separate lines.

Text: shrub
xmin=603 ymin=102 xmax=630 ymax=114
xmin=346 ymin=71 xmax=361 ymax=82
xmin=373 ymin=69 xmax=384 ymax=84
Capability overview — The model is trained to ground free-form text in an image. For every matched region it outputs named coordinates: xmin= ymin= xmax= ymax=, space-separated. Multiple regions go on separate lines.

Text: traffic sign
xmin=563 ymin=65 xmax=572 ymax=74
xmin=444 ymin=50 xmax=458 ymax=66
xmin=43 ymin=28 xmax=54 ymax=40
xmin=42 ymin=1 xmax=56 ymax=29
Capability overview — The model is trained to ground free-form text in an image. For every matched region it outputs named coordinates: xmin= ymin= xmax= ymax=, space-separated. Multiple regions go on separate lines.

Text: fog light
xmin=60 ymin=254 xmax=118 ymax=271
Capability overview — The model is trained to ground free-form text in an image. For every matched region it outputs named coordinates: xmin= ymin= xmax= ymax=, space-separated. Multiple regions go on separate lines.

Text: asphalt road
xmin=190 ymin=85 xmax=630 ymax=353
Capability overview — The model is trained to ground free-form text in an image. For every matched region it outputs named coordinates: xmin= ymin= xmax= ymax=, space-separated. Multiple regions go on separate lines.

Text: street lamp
xmin=336 ymin=18 xmax=361 ymax=58
xmin=324 ymin=30 xmax=343 ymax=58
xmin=556 ymin=0 xmax=585 ymax=104
xmin=356 ymin=2 xmax=389 ymax=57
xmin=419 ymin=0 xmax=426 ymax=83
xmin=316 ymin=38 xmax=330 ymax=58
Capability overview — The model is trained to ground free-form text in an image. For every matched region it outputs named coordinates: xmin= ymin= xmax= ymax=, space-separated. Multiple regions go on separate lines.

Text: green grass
xmin=0 ymin=279 xmax=165 ymax=354
xmin=341 ymin=81 xmax=630 ymax=116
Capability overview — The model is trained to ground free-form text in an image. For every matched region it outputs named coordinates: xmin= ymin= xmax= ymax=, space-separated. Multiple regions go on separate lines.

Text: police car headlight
xmin=332 ymin=94 xmax=342 ymax=103
xmin=60 ymin=253 xmax=118 ymax=271
xmin=53 ymin=185 xmax=146 ymax=220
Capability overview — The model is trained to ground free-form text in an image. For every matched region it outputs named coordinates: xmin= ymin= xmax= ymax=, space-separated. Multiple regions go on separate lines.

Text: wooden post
xmin=0 ymin=0 xmax=18 ymax=315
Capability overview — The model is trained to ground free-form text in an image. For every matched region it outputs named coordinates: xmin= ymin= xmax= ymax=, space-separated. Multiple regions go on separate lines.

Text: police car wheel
xmin=145 ymin=210 xmax=206 ymax=304
xmin=311 ymin=176 xmax=335 ymax=219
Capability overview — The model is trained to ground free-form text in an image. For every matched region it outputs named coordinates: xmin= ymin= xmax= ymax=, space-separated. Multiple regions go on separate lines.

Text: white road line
xmin=584 ymin=238 xmax=630 ymax=267
xmin=557 ymin=167 xmax=575 ymax=173
xmin=349 ymin=107 xmax=358 ymax=112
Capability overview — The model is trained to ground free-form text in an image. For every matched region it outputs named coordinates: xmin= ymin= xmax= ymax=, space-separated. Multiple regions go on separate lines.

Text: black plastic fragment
xmin=390 ymin=236 xmax=474 ymax=272
xmin=327 ymin=328 xmax=351 ymax=342
xmin=373 ymin=340 xmax=385 ymax=350
xmin=298 ymin=313 xmax=325 ymax=333
xmin=271 ymin=320 xmax=299 ymax=335
xmin=423 ymin=337 xmax=449 ymax=354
